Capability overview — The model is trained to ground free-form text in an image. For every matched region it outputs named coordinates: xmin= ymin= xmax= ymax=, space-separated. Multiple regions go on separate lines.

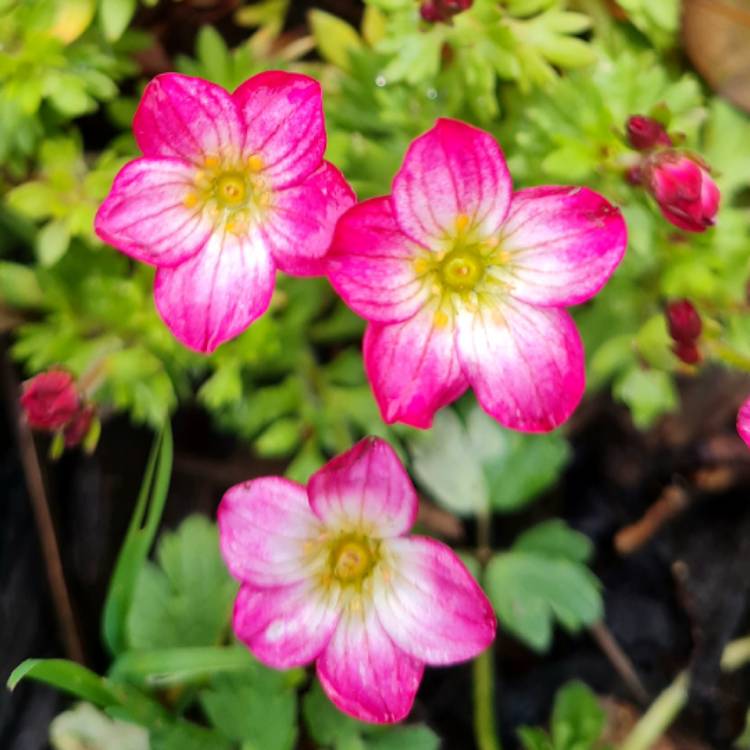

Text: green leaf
xmin=150 ymin=724 xmax=233 ymax=750
xmin=736 ymin=709 xmax=750 ymax=749
xmin=6 ymin=181 xmax=56 ymax=219
xmin=110 ymin=646 xmax=256 ymax=688
xmin=308 ymin=9 xmax=363 ymax=71
xmin=126 ymin=515 xmax=237 ymax=649
xmin=303 ymin=680 xmax=363 ymax=747
xmin=254 ymin=417 xmax=303 ymax=458
xmin=200 ymin=669 xmax=298 ymax=750
xmin=550 ymin=681 xmax=605 ymax=749
xmin=196 ymin=25 xmax=232 ymax=87
xmin=0 ymin=262 xmax=44 ymax=309
xmin=103 ymin=424 xmax=173 ymax=655
xmin=99 ymin=0 xmax=137 ymax=41
xmin=613 ymin=367 xmax=678 ymax=428
xmin=8 ymin=660 xmax=120 ymax=706
xmin=409 ymin=408 xmax=489 ymax=516
xmin=485 ymin=521 xmax=602 ymax=652
xmin=518 ymin=727 xmax=553 ymax=750
xmin=36 ymin=219 xmax=71 ymax=267
xmin=366 ymin=726 xmax=440 ymax=750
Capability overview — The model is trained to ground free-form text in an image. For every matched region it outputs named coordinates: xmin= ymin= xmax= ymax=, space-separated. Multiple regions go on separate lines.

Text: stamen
xmin=247 ymin=155 xmax=264 ymax=172
xmin=455 ymin=213 xmax=470 ymax=233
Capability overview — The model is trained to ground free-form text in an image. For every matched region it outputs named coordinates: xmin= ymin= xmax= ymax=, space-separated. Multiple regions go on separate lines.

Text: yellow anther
xmin=248 ymin=155 xmax=264 ymax=172
xmin=203 ymin=155 xmax=221 ymax=169
xmin=413 ymin=257 xmax=430 ymax=275
xmin=183 ymin=193 xmax=199 ymax=209
xmin=434 ymin=309 xmax=449 ymax=328
xmin=455 ymin=213 xmax=470 ymax=233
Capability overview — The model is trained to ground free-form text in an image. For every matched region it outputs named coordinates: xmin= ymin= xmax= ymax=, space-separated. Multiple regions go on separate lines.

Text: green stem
xmin=619 ymin=672 xmax=689 ymax=750
xmin=473 ymin=511 xmax=502 ymax=750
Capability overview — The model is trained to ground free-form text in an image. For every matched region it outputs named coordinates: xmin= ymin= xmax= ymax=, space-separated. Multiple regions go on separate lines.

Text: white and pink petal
xmin=308 ymin=437 xmax=418 ymax=538
xmin=316 ymin=602 xmax=424 ymax=723
xmin=94 ymin=158 xmax=212 ymax=267
xmin=497 ymin=186 xmax=627 ymax=307
xmin=374 ymin=537 xmax=496 ymax=665
xmin=218 ymin=477 xmax=323 ymax=588
xmin=262 ymin=161 xmax=355 ymax=277
xmin=363 ymin=305 xmax=468 ymax=429
xmin=233 ymin=582 xmax=339 ymax=669
xmin=153 ymin=228 xmax=275 ymax=353
xmin=327 ymin=197 xmax=431 ymax=323
xmin=234 ymin=71 xmax=326 ymax=190
xmin=134 ymin=74 xmax=243 ymax=164
xmin=392 ymin=118 xmax=512 ymax=246
xmin=456 ymin=300 xmax=585 ymax=432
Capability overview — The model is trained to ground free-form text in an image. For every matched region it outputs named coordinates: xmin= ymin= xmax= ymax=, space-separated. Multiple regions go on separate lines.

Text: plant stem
xmin=619 ymin=672 xmax=689 ymax=750
xmin=473 ymin=511 xmax=502 ymax=750
xmin=721 ymin=635 xmax=750 ymax=672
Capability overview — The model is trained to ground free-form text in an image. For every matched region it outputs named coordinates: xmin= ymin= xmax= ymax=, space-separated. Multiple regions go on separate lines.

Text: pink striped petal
xmin=497 ymin=186 xmax=627 ymax=307
xmin=134 ymin=74 xmax=243 ymax=164
xmin=94 ymin=158 xmax=212 ymax=267
xmin=317 ymin=602 xmax=424 ymax=723
xmin=374 ymin=537 xmax=496 ymax=665
xmin=233 ymin=582 xmax=339 ymax=669
xmin=327 ymin=197 xmax=431 ymax=323
xmin=738 ymin=397 xmax=750 ymax=449
xmin=364 ymin=306 xmax=468 ymax=429
xmin=233 ymin=71 xmax=325 ymax=190
xmin=392 ymin=118 xmax=512 ymax=246
xmin=262 ymin=162 xmax=355 ymax=277
xmin=307 ymin=437 xmax=418 ymax=537
xmin=218 ymin=477 xmax=322 ymax=587
xmin=153 ymin=229 xmax=275 ymax=353
xmin=456 ymin=300 xmax=585 ymax=432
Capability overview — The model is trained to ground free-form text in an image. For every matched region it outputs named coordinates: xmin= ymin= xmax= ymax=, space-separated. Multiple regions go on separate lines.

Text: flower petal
xmin=738 ymin=397 xmax=750 ymax=449
xmin=234 ymin=71 xmax=325 ymax=190
xmin=233 ymin=582 xmax=339 ymax=669
xmin=392 ymin=118 xmax=512 ymax=246
xmin=154 ymin=229 xmax=275 ymax=353
xmin=317 ymin=602 xmax=424 ymax=723
xmin=262 ymin=161 xmax=355 ymax=277
xmin=307 ymin=437 xmax=417 ymax=537
xmin=134 ymin=74 xmax=243 ymax=164
xmin=327 ymin=197 xmax=431 ymax=323
xmin=496 ymin=186 xmax=627 ymax=307
xmin=218 ymin=477 xmax=322 ymax=587
xmin=364 ymin=305 xmax=468 ymax=429
xmin=374 ymin=536 xmax=496 ymax=665
xmin=95 ymin=158 xmax=212 ymax=267
xmin=456 ymin=300 xmax=584 ymax=432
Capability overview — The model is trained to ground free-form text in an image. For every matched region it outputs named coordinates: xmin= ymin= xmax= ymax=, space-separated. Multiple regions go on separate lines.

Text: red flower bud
xmin=666 ymin=299 xmax=702 ymax=344
xmin=420 ymin=0 xmax=471 ymax=22
xmin=63 ymin=406 xmax=95 ymax=448
xmin=673 ymin=340 xmax=701 ymax=365
xmin=626 ymin=115 xmax=672 ymax=150
xmin=20 ymin=370 xmax=79 ymax=431
xmin=644 ymin=151 xmax=720 ymax=232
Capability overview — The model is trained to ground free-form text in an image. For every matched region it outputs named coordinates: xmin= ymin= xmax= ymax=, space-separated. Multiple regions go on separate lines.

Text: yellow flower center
xmin=330 ymin=535 xmax=378 ymax=585
xmin=215 ymin=173 xmax=247 ymax=207
xmin=440 ymin=248 xmax=485 ymax=291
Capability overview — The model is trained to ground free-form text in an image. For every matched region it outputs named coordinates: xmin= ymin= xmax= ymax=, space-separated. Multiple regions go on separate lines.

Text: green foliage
xmin=485 ymin=520 xmax=602 ymax=651
xmin=518 ymin=681 xmax=611 ymax=750
xmin=50 ymin=702 xmax=149 ymax=750
xmin=126 ymin=515 xmax=237 ymax=649
xmin=303 ymin=680 xmax=440 ymax=750
xmin=409 ymin=404 xmax=569 ymax=516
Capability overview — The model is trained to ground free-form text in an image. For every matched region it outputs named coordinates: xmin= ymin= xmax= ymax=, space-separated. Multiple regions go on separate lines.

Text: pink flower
xmin=21 ymin=370 xmax=80 ymax=430
xmin=218 ymin=437 xmax=495 ymax=723
xmin=326 ymin=119 xmax=627 ymax=431
xmin=95 ymin=72 xmax=355 ymax=353
xmin=738 ymin=398 xmax=750 ymax=449
xmin=643 ymin=150 xmax=720 ymax=233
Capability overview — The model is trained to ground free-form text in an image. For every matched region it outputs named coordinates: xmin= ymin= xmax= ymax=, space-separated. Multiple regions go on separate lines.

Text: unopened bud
xmin=626 ymin=115 xmax=672 ymax=150
xmin=666 ymin=299 xmax=702 ymax=344
xmin=20 ymin=370 xmax=79 ymax=431
xmin=673 ymin=340 xmax=701 ymax=365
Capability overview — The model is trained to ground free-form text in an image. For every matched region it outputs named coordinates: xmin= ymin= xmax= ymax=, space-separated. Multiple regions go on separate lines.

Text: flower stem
xmin=473 ymin=511 xmax=501 ymax=750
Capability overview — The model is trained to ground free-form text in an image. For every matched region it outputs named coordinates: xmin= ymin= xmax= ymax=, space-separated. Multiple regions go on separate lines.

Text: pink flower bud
xmin=420 ymin=0 xmax=472 ymax=23
xmin=63 ymin=406 xmax=95 ymax=448
xmin=673 ymin=340 xmax=701 ymax=365
xmin=20 ymin=370 xmax=80 ymax=431
xmin=644 ymin=151 xmax=720 ymax=232
xmin=666 ymin=299 xmax=702 ymax=344
xmin=626 ymin=115 xmax=672 ymax=150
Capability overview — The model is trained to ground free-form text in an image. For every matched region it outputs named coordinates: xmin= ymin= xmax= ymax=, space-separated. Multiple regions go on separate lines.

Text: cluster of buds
xmin=20 ymin=369 xmax=99 ymax=455
xmin=625 ymin=115 xmax=720 ymax=233
xmin=665 ymin=299 xmax=702 ymax=365
xmin=420 ymin=0 xmax=472 ymax=23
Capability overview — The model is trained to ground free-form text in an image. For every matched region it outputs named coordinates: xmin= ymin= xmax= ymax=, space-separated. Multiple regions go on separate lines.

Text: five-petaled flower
xmin=218 ymin=436 xmax=496 ymax=723
xmin=326 ymin=119 xmax=627 ymax=432
xmin=95 ymin=72 xmax=355 ymax=353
